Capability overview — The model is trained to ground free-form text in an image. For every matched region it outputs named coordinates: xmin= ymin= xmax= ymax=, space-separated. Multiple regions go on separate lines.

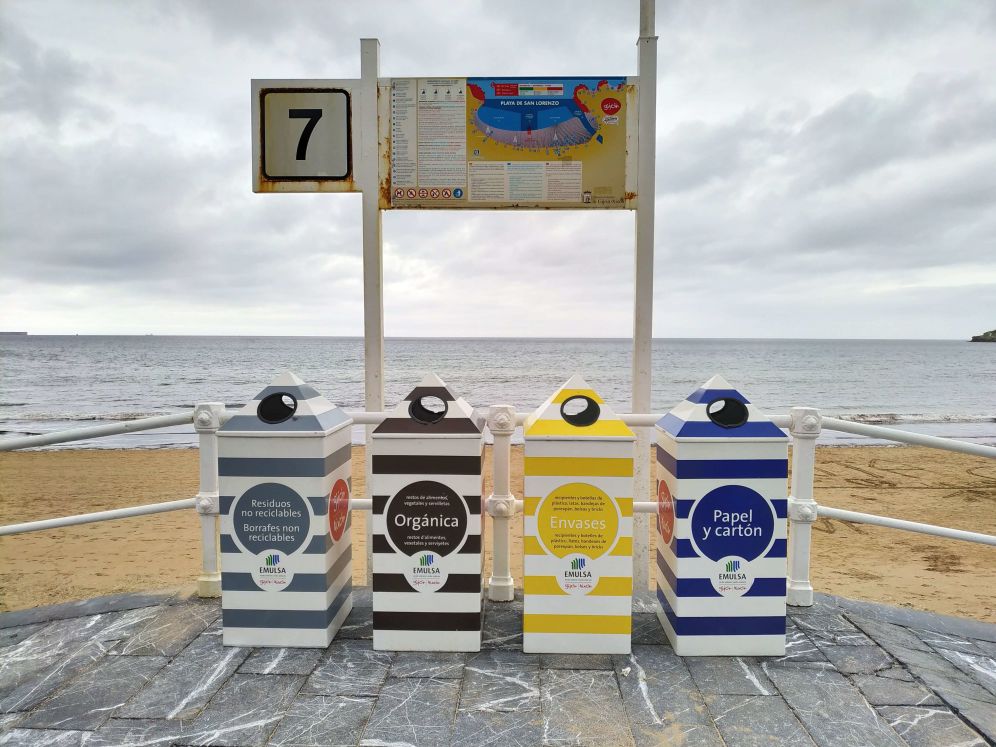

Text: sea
xmin=1 ymin=336 xmax=994 ymax=449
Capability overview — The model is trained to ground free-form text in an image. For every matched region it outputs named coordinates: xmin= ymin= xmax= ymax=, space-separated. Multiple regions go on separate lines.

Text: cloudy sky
xmin=1 ymin=1 xmax=994 ymax=339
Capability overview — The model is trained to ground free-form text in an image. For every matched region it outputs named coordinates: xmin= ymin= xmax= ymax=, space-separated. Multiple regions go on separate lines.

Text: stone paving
xmin=0 ymin=588 xmax=994 ymax=746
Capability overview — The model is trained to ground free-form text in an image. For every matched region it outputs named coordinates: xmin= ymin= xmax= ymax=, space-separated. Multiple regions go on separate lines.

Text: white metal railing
xmin=1 ymin=402 xmax=993 ymax=606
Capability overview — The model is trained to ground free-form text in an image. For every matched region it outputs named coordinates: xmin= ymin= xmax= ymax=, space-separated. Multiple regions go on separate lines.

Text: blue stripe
xmin=220 ymin=494 xmax=332 ymax=516
xmin=220 ymin=534 xmax=238 ymax=554
xmin=672 ymin=538 xmax=698 ymax=558
xmin=223 ymin=580 xmax=352 ymax=629
xmin=771 ymin=499 xmax=787 ymax=519
xmin=656 ymin=413 xmax=787 ymax=440
xmin=657 ymin=551 xmax=786 ymax=598
xmin=657 ymin=589 xmax=786 ymax=636
xmin=252 ymin=383 xmax=322 ymax=402
xmin=219 ymin=443 xmax=351 ymax=478
xmin=222 ymin=547 xmax=351 ymax=592
xmin=221 ymin=408 xmax=351 ymax=433
xmin=674 ymin=498 xmax=785 ymax=521
xmin=685 ymin=388 xmax=750 ymax=405
xmin=765 ymin=539 xmax=787 ymax=558
xmin=220 ymin=532 xmax=334 ymax=555
xmin=656 ymin=446 xmax=787 ymax=479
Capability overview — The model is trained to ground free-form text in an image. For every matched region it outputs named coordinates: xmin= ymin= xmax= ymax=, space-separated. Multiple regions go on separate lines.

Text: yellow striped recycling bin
xmin=523 ymin=375 xmax=635 ymax=654
xmin=217 ymin=372 xmax=353 ymax=648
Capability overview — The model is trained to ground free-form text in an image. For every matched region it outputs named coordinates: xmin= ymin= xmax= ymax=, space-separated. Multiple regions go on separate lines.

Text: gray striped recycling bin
xmin=218 ymin=372 xmax=353 ymax=647
xmin=370 ymin=373 xmax=484 ymax=651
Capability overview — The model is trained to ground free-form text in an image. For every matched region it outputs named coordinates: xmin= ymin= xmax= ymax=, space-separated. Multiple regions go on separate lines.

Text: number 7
xmin=289 ymin=109 xmax=322 ymax=160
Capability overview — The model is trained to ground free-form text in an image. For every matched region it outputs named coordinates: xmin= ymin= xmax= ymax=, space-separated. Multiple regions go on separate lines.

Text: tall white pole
xmin=360 ymin=39 xmax=384 ymax=586
xmin=787 ymin=407 xmax=821 ymax=606
xmin=632 ymin=0 xmax=658 ymax=591
xmin=193 ymin=403 xmax=225 ymax=597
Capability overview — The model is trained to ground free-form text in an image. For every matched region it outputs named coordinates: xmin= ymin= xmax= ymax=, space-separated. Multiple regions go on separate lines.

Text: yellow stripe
xmin=524 ymin=419 xmax=635 ymax=438
xmin=552 ymin=388 xmax=605 ymax=404
xmin=609 ymin=536 xmax=633 ymax=556
xmin=523 ymin=614 xmax=632 ymax=635
xmin=524 ymin=456 xmax=634 ymax=477
xmin=617 ymin=497 xmax=633 ymax=517
xmin=523 ymin=497 xmax=540 ymax=516
xmin=523 ymin=576 xmax=633 ymax=596
xmin=524 ymin=536 xmax=544 ymax=555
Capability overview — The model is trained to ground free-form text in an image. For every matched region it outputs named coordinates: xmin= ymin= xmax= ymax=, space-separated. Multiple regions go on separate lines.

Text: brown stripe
xmin=458 ymin=535 xmax=481 ymax=554
xmin=372 ymin=454 xmax=481 ymax=475
xmin=403 ymin=386 xmax=455 ymax=402
xmin=373 ymin=573 xmax=481 ymax=594
xmin=373 ymin=610 xmax=481 ymax=631
xmin=373 ymin=417 xmax=481 ymax=435
xmin=372 ymin=495 xmax=389 ymax=514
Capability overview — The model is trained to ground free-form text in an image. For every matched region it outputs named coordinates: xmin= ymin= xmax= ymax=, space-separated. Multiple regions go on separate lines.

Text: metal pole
xmin=817 ymin=506 xmax=996 ymax=546
xmin=360 ymin=38 xmax=384 ymax=587
xmin=486 ymin=406 xmax=517 ymax=601
xmin=193 ymin=403 xmax=225 ymax=597
xmin=787 ymin=407 xmax=821 ymax=606
xmin=631 ymin=0 xmax=658 ymax=591
xmin=820 ymin=417 xmax=996 ymax=459
xmin=0 ymin=412 xmax=195 ymax=452
xmin=0 ymin=499 xmax=197 ymax=536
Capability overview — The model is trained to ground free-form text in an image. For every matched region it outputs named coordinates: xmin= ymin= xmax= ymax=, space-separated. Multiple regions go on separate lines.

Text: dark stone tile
xmin=177 ymin=673 xmax=303 ymax=746
xmin=390 ymin=651 xmax=466 ymax=679
xmin=774 ymin=622 xmax=825 ymax=663
xmin=935 ymin=692 xmax=996 ymax=743
xmin=460 ymin=661 xmax=540 ymax=713
xmin=116 ymin=632 xmax=249 ymax=720
xmin=820 ymin=645 xmax=894 ymax=675
xmin=482 ymin=607 xmax=523 ymax=651
xmin=914 ymin=666 xmax=995 ymax=707
xmin=88 ymin=718 xmax=185 ymax=747
xmin=827 ymin=594 xmax=996 ymax=644
xmin=114 ymin=600 xmax=219 ymax=657
xmin=913 ymin=628 xmax=982 ymax=655
xmin=873 ymin=640 xmax=971 ymax=681
xmin=351 ymin=586 xmax=372 ymax=608
xmin=975 ymin=639 xmax=996 ymax=658
xmin=454 ymin=659 xmax=542 ymax=745
xmin=0 ymin=624 xmax=49 ymax=649
xmin=631 ymin=613 xmax=668 ymax=646
xmin=877 ymin=705 xmax=987 ymax=747
xmin=267 ymin=693 xmax=374 ymax=747
xmin=0 ymin=713 xmax=22 ymax=730
xmin=0 ymin=590 xmax=176 ymax=630
xmin=632 ymin=590 xmax=657 ymax=614
xmin=0 ymin=638 xmax=111 ymax=713
xmin=933 ymin=648 xmax=996 ymax=696
xmin=850 ymin=674 xmax=942 ymax=706
xmin=791 ymin=613 xmax=860 ymax=635
xmin=614 ymin=646 xmax=723 ymax=746
xmin=686 ymin=657 xmax=774 ymax=696
xmin=540 ymin=669 xmax=636 ymax=746
xmin=0 ymin=729 xmax=93 ymax=746
xmin=238 ymin=647 xmax=322 ymax=676
xmin=849 ymin=617 xmax=933 ymax=653
xmin=18 ymin=654 xmax=166 ymax=730
xmin=361 ymin=677 xmax=459 ymax=746
xmin=806 ymin=628 xmax=875 ymax=647
xmin=466 ymin=648 xmax=539 ymax=672
xmin=877 ymin=667 xmax=915 ymax=682
xmin=705 ymin=694 xmax=816 ymax=746
xmin=302 ymin=640 xmax=392 ymax=697
xmin=539 ymin=654 xmax=614 ymax=671
xmin=762 ymin=661 xmax=906 ymax=746
xmin=335 ymin=605 xmax=372 ymax=640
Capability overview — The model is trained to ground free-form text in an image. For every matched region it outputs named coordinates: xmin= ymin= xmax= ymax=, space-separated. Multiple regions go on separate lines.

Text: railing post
xmin=485 ymin=406 xmax=517 ymax=602
xmin=787 ymin=407 xmax=821 ymax=607
xmin=193 ymin=403 xmax=225 ymax=598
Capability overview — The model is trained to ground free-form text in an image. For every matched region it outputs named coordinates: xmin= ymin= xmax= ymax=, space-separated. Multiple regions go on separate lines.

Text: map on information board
xmin=388 ymin=76 xmax=632 ymax=209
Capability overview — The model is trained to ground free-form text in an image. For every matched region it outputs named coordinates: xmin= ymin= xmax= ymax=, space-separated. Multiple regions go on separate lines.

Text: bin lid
xmin=219 ymin=371 xmax=351 ymax=437
xmin=372 ymin=373 xmax=483 ymax=439
xmin=657 ymin=374 xmax=787 ymax=442
xmin=524 ymin=374 xmax=634 ymax=441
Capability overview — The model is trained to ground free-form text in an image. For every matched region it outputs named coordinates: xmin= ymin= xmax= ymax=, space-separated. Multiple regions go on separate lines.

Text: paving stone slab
xmin=88 ymin=718 xmax=185 ymax=746
xmin=302 ymin=639 xmax=392 ymax=697
xmin=933 ymin=692 xmax=996 ymax=743
xmin=351 ymin=587 xmax=373 ymax=608
xmin=791 ymin=613 xmax=861 ymax=635
xmin=806 ymin=628 xmax=876 ymax=647
xmin=975 ymin=639 xmax=996 ymax=658
xmin=614 ymin=647 xmax=723 ymax=746
xmin=933 ymin=648 xmax=996 ymax=696
xmin=631 ymin=613 xmax=669 ymax=646
xmin=238 ymin=647 xmax=322 ymax=676
xmin=335 ymin=606 xmax=373 ymax=640
xmin=115 ymin=632 xmax=249 ymax=720
xmin=114 ymin=600 xmax=219 ymax=657
xmin=632 ymin=590 xmax=658 ymax=614
xmin=482 ymin=607 xmax=523 ymax=651
xmin=266 ymin=692 xmax=374 ymax=747
xmin=774 ymin=623 xmax=826 ymax=663
xmin=877 ymin=666 xmax=915 ymax=682
xmin=705 ymin=694 xmax=816 ymax=747
xmin=873 ymin=640 xmax=974 ymax=681
xmin=877 ymin=705 xmax=987 ymax=747
xmin=762 ymin=661 xmax=906 ymax=746
xmin=913 ymin=628 xmax=982 ymax=655
xmin=0 ymin=590 xmax=177 ymax=630
xmin=539 ymin=654 xmax=614 ymax=671
xmin=914 ymin=665 xmax=995 ymax=708
xmin=685 ymin=657 xmax=774 ymax=696
xmin=825 ymin=594 xmax=996 ymax=644
xmin=17 ymin=654 xmax=166 ymax=730
xmin=0 ymin=728 xmax=93 ymax=746
xmin=0 ymin=713 xmax=22 ymax=730
xmin=540 ymin=669 xmax=635 ymax=747
xmin=360 ymin=676 xmax=460 ymax=747
xmin=466 ymin=648 xmax=539 ymax=672
xmin=0 ymin=638 xmax=112 ymax=713
xmin=390 ymin=651 xmax=466 ymax=679
xmin=850 ymin=673 xmax=942 ymax=706
xmin=849 ymin=617 xmax=933 ymax=653
xmin=176 ymin=673 xmax=303 ymax=746
xmin=0 ymin=625 xmax=49 ymax=650
xmin=820 ymin=645 xmax=895 ymax=675
xmin=454 ymin=661 xmax=542 ymax=745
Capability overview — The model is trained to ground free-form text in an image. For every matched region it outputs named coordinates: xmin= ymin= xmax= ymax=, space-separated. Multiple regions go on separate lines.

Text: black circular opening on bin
xmin=706 ymin=397 xmax=749 ymax=429
xmin=257 ymin=392 xmax=297 ymax=424
xmin=409 ymin=395 xmax=448 ymax=425
xmin=560 ymin=395 xmax=601 ymax=427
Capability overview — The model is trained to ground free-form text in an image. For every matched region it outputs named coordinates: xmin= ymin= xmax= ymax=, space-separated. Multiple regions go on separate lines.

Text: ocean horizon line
xmin=0 ymin=333 xmax=979 ymax=342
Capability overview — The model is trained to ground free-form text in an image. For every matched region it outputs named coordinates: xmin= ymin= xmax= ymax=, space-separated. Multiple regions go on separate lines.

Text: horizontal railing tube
xmin=819 ymin=506 xmax=996 ymax=546
xmin=346 ymin=411 xmax=391 ymax=425
xmin=820 ymin=417 xmax=996 ymax=458
xmin=0 ymin=498 xmax=197 ymax=536
xmin=0 ymin=412 xmax=196 ymax=452
xmin=633 ymin=501 xmax=657 ymax=513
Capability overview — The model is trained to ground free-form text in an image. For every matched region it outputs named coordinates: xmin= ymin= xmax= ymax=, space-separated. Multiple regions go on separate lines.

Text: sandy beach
xmin=1 ymin=445 xmax=994 ymax=622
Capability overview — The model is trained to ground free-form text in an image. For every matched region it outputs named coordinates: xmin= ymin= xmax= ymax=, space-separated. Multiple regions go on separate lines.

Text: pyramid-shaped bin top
xmin=219 ymin=371 xmax=351 ymax=436
xmin=658 ymin=374 xmax=787 ymax=442
xmin=372 ymin=373 xmax=482 ymax=439
xmin=524 ymin=374 xmax=634 ymax=441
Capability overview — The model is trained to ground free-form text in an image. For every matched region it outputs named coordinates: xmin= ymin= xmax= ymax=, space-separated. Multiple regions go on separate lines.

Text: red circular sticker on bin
xmin=658 ymin=480 xmax=675 ymax=544
xmin=601 ymin=97 xmax=621 ymax=115
xmin=329 ymin=479 xmax=349 ymax=542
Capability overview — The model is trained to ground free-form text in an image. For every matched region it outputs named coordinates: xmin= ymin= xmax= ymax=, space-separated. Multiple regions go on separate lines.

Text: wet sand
xmin=1 ymin=445 xmax=994 ymax=621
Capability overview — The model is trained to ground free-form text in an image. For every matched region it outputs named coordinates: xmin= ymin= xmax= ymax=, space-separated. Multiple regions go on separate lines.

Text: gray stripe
xmin=222 ymin=581 xmax=351 ymax=629
xmin=221 ymin=545 xmax=351 ymax=592
xmin=253 ymin=383 xmax=322 ymax=402
xmin=219 ymin=443 xmax=352 ymax=477
xmin=220 ymin=408 xmax=351 ymax=434
xmin=221 ymin=530 xmax=346 ymax=556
